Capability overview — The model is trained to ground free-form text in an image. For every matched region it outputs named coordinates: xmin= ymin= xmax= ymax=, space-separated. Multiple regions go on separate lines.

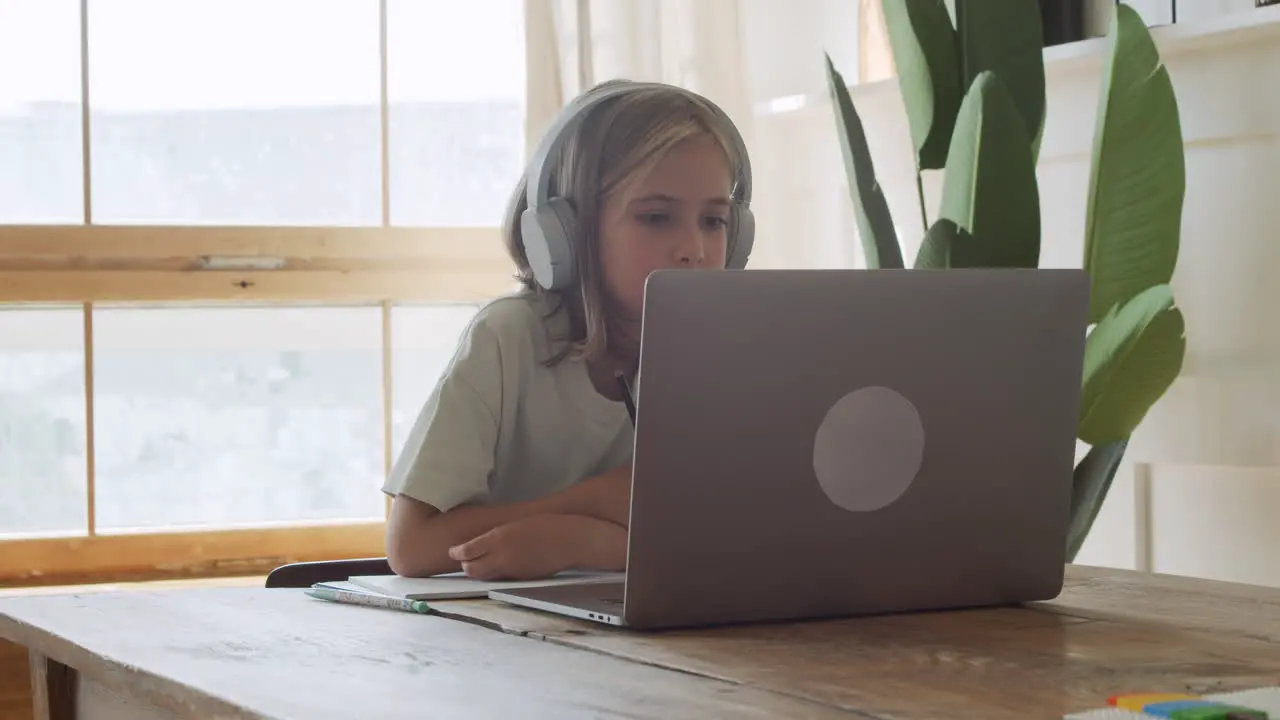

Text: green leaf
xmin=954 ymin=0 xmax=1046 ymax=144
xmin=1029 ymin=109 xmax=1046 ymax=165
xmin=1078 ymin=284 xmax=1187 ymax=445
xmin=936 ymin=71 xmax=1040 ymax=268
xmin=881 ymin=0 xmax=964 ymax=170
xmin=824 ymin=54 xmax=904 ymax=269
xmin=1082 ymin=3 xmax=1185 ymax=324
xmin=1066 ymin=438 xmax=1129 ymax=562
xmin=914 ymin=218 xmax=956 ymax=269
xmin=913 ymin=218 xmax=983 ymax=269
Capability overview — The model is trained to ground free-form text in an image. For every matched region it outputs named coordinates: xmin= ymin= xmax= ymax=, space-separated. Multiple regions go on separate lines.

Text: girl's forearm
xmin=385 ymin=468 xmax=629 ymax=578
xmin=570 ymin=517 xmax=629 ymax=571
xmin=386 ymin=497 xmax=534 ymax=577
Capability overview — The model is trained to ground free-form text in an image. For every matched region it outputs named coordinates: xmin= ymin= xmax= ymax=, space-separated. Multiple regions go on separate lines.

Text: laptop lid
xmin=620 ymin=268 xmax=1090 ymax=629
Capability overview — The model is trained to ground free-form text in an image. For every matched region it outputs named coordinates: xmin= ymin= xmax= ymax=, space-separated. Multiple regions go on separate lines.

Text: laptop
xmin=488 ymin=268 xmax=1091 ymax=630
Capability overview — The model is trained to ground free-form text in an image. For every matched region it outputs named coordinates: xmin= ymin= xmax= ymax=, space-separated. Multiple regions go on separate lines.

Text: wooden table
xmin=2 ymin=565 xmax=1279 ymax=720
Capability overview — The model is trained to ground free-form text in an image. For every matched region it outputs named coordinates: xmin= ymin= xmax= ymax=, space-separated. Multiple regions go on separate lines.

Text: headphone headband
xmin=525 ymin=81 xmax=753 ymax=210
xmin=519 ymin=80 xmax=756 ymax=291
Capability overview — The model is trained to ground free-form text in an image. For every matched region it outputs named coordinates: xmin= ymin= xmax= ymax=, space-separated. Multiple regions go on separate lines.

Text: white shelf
xmin=1043 ymin=3 xmax=1280 ymax=75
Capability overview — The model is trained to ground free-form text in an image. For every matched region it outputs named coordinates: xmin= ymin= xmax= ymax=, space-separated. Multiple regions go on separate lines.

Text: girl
xmin=382 ymin=79 xmax=753 ymax=581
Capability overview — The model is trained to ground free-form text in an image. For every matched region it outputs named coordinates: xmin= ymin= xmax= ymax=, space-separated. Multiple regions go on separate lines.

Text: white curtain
xmin=523 ymin=0 xmax=878 ymax=270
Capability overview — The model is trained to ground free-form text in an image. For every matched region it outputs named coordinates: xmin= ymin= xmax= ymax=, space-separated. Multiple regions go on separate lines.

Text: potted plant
xmin=824 ymin=0 xmax=1188 ymax=560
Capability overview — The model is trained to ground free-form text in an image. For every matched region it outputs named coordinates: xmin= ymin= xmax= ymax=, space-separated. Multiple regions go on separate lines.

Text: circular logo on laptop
xmin=812 ymin=385 xmax=925 ymax=512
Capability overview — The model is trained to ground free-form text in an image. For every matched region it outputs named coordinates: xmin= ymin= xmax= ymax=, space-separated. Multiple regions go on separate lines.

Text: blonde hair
xmin=502 ymin=79 xmax=747 ymax=365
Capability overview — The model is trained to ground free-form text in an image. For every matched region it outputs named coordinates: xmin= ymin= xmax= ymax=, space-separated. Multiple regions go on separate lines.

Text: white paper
xmin=346 ymin=570 xmax=624 ymax=600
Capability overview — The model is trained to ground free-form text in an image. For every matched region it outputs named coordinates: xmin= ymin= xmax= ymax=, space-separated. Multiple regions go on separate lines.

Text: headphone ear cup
xmin=725 ymin=203 xmax=755 ymax=270
xmin=520 ymin=197 xmax=579 ymax=290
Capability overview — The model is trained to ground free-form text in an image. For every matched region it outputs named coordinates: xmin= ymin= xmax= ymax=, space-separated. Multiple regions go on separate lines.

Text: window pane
xmin=88 ymin=0 xmax=381 ymax=225
xmin=0 ymin=0 xmax=83 ymax=223
xmin=390 ymin=303 xmax=480 ymax=458
xmin=387 ymin=0 xmax=525 ymax=226
xmin=93 ymin=305 xmax=384 ymax=531
xmin=0 ymin=306 xmax=87 ymax=537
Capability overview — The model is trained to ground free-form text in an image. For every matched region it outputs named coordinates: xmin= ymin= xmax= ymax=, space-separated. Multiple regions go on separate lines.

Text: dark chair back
xmin=264 ymin=557 xmax=393 ymax=588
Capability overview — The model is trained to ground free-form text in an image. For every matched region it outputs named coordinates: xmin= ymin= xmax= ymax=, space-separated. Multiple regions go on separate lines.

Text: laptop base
xmin=487 ymin=582 xmax=628 ymax=627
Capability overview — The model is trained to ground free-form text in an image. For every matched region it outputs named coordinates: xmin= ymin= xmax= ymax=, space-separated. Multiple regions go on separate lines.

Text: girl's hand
xmin=447 ymin=514 xmax=626 ymax=581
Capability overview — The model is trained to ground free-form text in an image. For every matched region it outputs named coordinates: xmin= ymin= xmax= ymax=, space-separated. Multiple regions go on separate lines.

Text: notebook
xmin=346 ymin=570 xmax=624 ymax=601
xmin=313 ymin=580 xmax=381 ymax=595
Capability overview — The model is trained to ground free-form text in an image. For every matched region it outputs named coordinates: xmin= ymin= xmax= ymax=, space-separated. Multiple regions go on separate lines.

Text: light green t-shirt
xmin=383 ymin=291 xmax=634 ymax=512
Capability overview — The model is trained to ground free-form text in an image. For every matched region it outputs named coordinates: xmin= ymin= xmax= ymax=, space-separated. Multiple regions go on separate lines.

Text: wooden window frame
xmin=0 ymin=226 xmax=515 ymax=303
xmin=0 ymin=0 xmax=519 ymax=586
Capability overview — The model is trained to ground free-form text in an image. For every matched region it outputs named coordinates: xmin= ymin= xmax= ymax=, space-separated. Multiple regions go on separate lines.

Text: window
xmin=88 ymin=0 xmax=382 ymax=226
xmin=387 ymin=0 xmax=525 ymax=226
xmin=92 ymin=305 xmax=386 ymax=531
xmin=0 ymin=0 xmax=82 ymax=224
xmin=0 ymin=0 xmax=523 ymax=585
xmin=0 ymin=306 xmax=87 ymax=537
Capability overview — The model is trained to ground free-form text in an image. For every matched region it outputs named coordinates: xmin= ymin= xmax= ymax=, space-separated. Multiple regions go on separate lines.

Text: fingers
xmin=450 ymin=529 xmax=509 ymax=580
xmin=460 ymin=557 xmax=507 ymax=581
xmin=450 ymin=523 xmax=550 ymax=581
xmin=448 ymin=532 xmax=491 ymax=563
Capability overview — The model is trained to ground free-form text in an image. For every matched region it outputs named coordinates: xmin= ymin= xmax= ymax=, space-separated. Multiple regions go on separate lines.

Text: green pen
xmin=305 ymin=586 xmax=432 ymax=615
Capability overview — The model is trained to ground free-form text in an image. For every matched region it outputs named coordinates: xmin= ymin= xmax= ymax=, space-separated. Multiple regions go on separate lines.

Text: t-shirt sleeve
xmin=382 ymin=321 xmax=503 ymax=513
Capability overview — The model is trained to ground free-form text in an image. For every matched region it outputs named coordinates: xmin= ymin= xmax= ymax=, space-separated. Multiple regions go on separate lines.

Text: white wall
xmin=754 ymin=5 xmax=1280 ymax=587
xmin=1050 ymin=8 xmax=1280 ymax=587
xmin=740 ymin=0 xmax=860 ymax=103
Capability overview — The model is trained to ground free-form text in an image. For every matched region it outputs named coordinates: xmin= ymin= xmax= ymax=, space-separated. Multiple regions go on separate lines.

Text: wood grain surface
xmin=430 ymin=566 xmax=1280 ymax=719
xmin=0 ymin=588 xmax=853 ymax=720
xmin=1 ymin=566 xmax=1278 ymax=719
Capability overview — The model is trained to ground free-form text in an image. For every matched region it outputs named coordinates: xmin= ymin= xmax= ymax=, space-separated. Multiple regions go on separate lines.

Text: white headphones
xmin=519 ymin=81 xmax=756 ymax=291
